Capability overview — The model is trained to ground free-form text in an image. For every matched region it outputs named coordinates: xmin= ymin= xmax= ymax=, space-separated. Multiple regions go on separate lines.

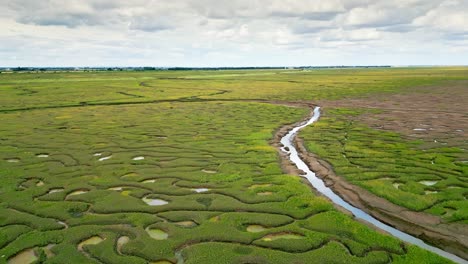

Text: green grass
xmin=1 ymin=68 xmax=466 ymax=263
xmin=300 ymin=108 xmax=467 ymax=221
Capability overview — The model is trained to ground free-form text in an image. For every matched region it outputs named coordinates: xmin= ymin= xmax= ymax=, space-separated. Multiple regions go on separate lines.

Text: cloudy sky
xmin=1 ymin=0 xmax=467 ymax=67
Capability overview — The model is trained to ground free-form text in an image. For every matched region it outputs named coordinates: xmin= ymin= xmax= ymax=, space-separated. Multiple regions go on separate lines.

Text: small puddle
xmin=133 ymin=156 xmax=145 ymax=161
xmin=36 ymin=181 xmax=44 ymax=187
xmin=48 ymin=188 xmax=64 ymax=194
xmin=247 ymin=225 xmax=267 ymax=233
xmin=98 ymin=155 xmax=112 ymax=161
xmin=425 ymin=190 xmax=438 ymax=195
xmin=93 ymin=153 xmax=102 ymax=156
xmin=419 ymin=181 xmax=438 ymax=186
xmin=7 ymin=248 xmax=37 ymax=264
xmin=6 ymin=158 xmax=20 ymax=163
xmin=67 ymin=190 xmax=88 ymax=198
xmin=116 ymin=236 xmax=130 ymax=255
xmin=57 ymin=221 xmax=68 ymax=229
xmin=146 ymin=228 xmax=168 ymax=240
xmin=202 ymin=169 xmax=217 ymax=174
xmin=142 ymin=179 xmax=156 ymax=184
xmin=36 ymin=154 xmax=49 ymax=158
xmin=142 ymin=196 xmax=168 ymax=206
xmin=77 ymin=236 xmax=104 ymax=251
xmin=413 ymin=128 xmax=427 ymax=131
xmin=191 ymin=188 xmax=210 ymax=193
xmin=175 ymin=221 xmax=197 ymax=228
xmin=257 ymin=192 xmax=273 ymax=196
xmin=108 ymin=187 xmax=123 ymax=191
xmin=261 ymin=233 xmax=304 ymax=241
xmin=393 ymin=183 xmax=402 ymax=189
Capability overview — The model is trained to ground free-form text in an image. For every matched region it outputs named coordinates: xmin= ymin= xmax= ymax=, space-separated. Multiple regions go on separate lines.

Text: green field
xmin=1 ymin=68 xmax=467 ymax=263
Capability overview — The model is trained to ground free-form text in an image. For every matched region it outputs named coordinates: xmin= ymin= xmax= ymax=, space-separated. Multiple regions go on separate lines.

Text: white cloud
xmin=0 ymin=0 xmax=466 ymax=66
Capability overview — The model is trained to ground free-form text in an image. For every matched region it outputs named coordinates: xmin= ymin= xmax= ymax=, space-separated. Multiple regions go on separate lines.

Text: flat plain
xmin=0 ymin=68 xmax=467 ymax=263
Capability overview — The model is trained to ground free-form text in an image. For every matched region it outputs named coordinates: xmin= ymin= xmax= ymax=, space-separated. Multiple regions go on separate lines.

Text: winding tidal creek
xmin=280 ymin=107 xmax=467 ymax=264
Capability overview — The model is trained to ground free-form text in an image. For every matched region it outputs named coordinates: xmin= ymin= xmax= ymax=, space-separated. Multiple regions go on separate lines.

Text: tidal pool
xmin=77 ymin=236 xmax=104 ymax=251
xmin=191 ymin=188 xmax=210 ymax=193
xmin=146 ymin=228 xmax=168 ymax=240
xmin=246 ymin=225 xmax=267 ymax=233
xmin=142 ymin=179 xmax=156 ymax=184
xmin=261 ymin=233 xmax=303 ymax=241
xmin=202 ymin=169 xmax=217 ymax=174
xmin=116 ymin=236 xmax=130 ymax=255
xmin=175 ymin=221 xmax=197 ymax=228
xmin=7 ymin=248 xmax=37 ymax=264
xmin=67 ymin=190 xmax=88 ymax=197
xmin=98 ymin=155 xmax=112 ymax=161
xmin=48 ymin=188 xmax=64 ymax=194
xmin=419 ymin=180 xmax=438 ymax=186
xmin=142 ymin=196 xmax=168 ymax=206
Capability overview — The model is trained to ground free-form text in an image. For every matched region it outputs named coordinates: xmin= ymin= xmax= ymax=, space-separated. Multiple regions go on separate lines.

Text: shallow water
xmin=262 ymin=233 xmax=303 ymax=241
xmin=36 ymin=154 xmax=49 ymax=158
xmin=419 ymin=180 xmax=438 ymax=186
xmin=48 ymin=188 xmax=64 ymax=194
xmin=257 ymin=192 xmax=273 ymax=196
xmin=142 ymin=196 xmax=168 ymax=206
xmin=78 ymin=236 xmax=104 ymax=251
xmin=201 ymin=169 xmax=217 ymax=174
xmin=146 ymin=228 xmax=168 ymax=240
xmin=175 ymin=221 xmax=197 ymax=228
xmin=133 ymin=156 xmax=145 ymax=161
xmin=280 ymin=107 xmax=467 ymax=264
xmin=116 ymin=236 xmax=130 ymax=255
xmin=7 ymin=248 xmax=37 ymax=264
xmin=142 ymin=179 xmax=156 ymax=184
xmin=6 ymin=158 xmax=20 ymax=163
xmin=191 ymin=188 xmax=210 ymax=193
xmin=98 ymin=155 xmax=112 ymax=161
xmin=67 ymin=190 xmax=88 ymax=197
xmin=247 ymin=225 xmax=267 ymax=233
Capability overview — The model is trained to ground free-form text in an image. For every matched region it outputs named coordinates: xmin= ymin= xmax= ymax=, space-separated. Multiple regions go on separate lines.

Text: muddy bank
xmin=272 ymin=105 xmax=468 ymax=261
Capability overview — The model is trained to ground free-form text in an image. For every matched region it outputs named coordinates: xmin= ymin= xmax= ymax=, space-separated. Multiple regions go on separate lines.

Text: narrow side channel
xmin=280 ymin=107 xmax=467 ymax=264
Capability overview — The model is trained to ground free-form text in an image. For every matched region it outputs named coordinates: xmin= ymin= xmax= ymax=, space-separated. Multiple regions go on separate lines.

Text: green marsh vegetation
xmin=1 ymin=68 xmax=467 ymax=263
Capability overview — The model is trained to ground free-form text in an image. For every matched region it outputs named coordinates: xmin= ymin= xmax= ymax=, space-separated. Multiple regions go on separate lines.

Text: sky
xmin=1 ymin=0 xmax=467 ymax=67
